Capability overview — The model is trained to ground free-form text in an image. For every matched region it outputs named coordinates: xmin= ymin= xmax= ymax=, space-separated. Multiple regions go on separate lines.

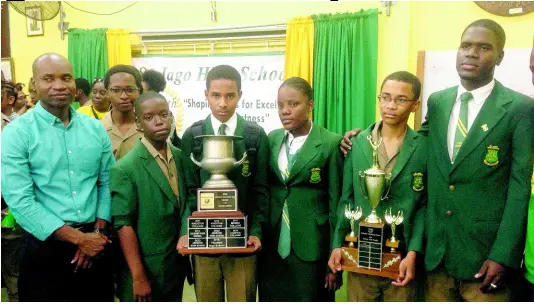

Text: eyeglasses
xmin=377 ymin=95 xmax=416 ymax=105
xmin=109 ymin=87 xmax=139 ymax=95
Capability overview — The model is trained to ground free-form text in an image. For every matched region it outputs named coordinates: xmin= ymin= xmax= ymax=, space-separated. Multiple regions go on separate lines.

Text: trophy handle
xmin=234 ymin=152 xmax=248 ymax=166
xmin=358 ymin=171 xmax=369 ymax=199
xmin=190 ymin=153 xmax=202 ymax=168
xmin=382 ymin=172 xmax=392 ymax=200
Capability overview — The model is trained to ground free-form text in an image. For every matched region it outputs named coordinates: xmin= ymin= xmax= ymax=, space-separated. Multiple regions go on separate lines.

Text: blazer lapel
xmin=355 ymin=128 xmax=373 ymax=169
xmin=270 ymin=130 xmax=286 ymax=184
xmin=136 ymin=142 xmax=177 ymax=204
xmin=286 ymin=126 xmax=321 ymax=184
xmin=391 ymin=128 xmax=418 ymax=182
xmin=451 ymin=82 xmax=510 ymax=172
xmin=436 ymin=87 xmax=457 ymax=165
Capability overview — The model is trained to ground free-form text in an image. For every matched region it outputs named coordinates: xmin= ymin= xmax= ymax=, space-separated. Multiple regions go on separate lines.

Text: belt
xmin=69 ymin=222 xmax=96 ymax=233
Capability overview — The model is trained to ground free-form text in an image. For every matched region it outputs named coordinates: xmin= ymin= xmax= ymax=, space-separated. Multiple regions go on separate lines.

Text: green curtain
xmin=312 ymin=10 xmax=378 ymax=134
xmin=68 ymin=28 xmax=108 ymax=82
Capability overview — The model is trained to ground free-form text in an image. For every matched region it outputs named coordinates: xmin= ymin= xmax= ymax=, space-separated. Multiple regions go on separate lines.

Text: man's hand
xmin=324 ymin=272 xmax=342 ymax=291
xmin=77 ymin=232 xmax=109 ymax=257
xmin=392 ymin=251 xmax=416 ymax=287
xmin=475 ymin=259 xmax=507 ymax=293
xmin=132 ymin=273 xmax=152 ymax=302
xmin=71 ymin=248 xmax=92 ymax=272
xmin=177 ymin=235 xmax=188 ymax=254
xmin=328 ymin=248 xmax=342 ymax=274
xmin=248 ymin=236 xmax=262 ymax=252
xmin=340 ymin=129 xmax=361 ymax=157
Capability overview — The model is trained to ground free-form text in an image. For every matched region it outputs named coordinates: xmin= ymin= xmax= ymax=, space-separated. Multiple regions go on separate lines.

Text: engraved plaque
xmin=197 ymin=189 xmax=238 ymax=212
xmin=358 ymin=224 xmax=384 ymax=270
xmin=187 ymin=216 xmax=247 ymax=249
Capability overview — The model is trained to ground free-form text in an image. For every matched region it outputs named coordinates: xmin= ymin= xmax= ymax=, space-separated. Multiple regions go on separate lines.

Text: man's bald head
xmin=32 ymin=53 xmax=72 ymax=77
xmin=32 ymin=53 xmax=76 ymax=109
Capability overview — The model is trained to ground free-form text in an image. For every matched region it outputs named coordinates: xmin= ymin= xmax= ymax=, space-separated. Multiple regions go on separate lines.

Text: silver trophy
xmin=190 ymin=135 xmax=247 ymax=188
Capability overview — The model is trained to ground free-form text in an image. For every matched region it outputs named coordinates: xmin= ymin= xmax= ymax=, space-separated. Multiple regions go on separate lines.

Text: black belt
xmin=69 ymin=222 xmax=96 ymax=233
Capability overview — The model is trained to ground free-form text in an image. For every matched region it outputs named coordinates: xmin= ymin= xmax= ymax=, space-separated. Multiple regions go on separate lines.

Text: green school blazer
xmin=266 ymin=125 xmax=343 ymax=262
xmin=423 ymin=81 xmax=534 ymax=280
xmin=110 ymin=140 xmax=191 ymax=300
xmin=181 ymin=114 xmax=270 ymax=240
xmin=333 ymin=124 xmax=427 ymax=254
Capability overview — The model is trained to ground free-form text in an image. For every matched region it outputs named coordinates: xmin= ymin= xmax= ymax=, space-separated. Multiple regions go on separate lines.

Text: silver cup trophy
xmin=190 ymin=135 xmax=247 ymax=188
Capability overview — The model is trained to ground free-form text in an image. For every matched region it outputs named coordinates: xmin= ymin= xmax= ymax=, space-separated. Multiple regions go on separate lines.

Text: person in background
xmin=142 ymin=69 xmax=182 ymax=148
xmin=1 ymin=53 xmax=115 ymax=301
xmin=74 ymin=78 xmax=91 ymax=109
xmin=1 ymin=80 xmax=16 ymax=128
xmin=0 ymin=78 xmax=24 ymax=302
xmin=111 ymin=91 xmax=191 ymax=301
xmin=259 ymin=77 xmax=342 ymax=302
xmin=28 ymin=77 xmax=38 ymax=105
xmin=102 ymin=65 xmax=144 ymax=160
xmin=78 ymin=78 xmax=111 ymax=120
xmin=13 ymin=83 xmax=34 ymax=117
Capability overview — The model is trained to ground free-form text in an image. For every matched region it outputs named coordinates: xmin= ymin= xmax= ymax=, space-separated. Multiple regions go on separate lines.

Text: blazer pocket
xmin=316 ymin=213 xmax=329 ymax=226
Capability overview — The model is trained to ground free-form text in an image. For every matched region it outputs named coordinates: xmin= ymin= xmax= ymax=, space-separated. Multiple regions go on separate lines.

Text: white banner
xmin=132 ymin=54 xmax=285 ymax=136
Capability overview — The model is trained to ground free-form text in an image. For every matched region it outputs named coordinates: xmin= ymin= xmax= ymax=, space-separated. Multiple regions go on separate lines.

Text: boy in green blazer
xmin=177 ymin=65 xmax=269 ymax=302
xmin=329 ymin=71 xmax=426 ymax=301
xmin=259 ymin=77 xmax=343 ymax=302
xmin=421 ymin=20 xmax=534 ymax=301
xmin=110 ymin=92 xmax=191 ymax=301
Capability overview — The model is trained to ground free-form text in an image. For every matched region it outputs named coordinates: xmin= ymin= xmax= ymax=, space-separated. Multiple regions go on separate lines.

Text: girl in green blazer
xmin=259 ymin=77 xmax=343 ymax=302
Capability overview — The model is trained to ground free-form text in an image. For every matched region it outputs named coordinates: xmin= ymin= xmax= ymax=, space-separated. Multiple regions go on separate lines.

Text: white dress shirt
xmin=447 ymin=79 xmax=495 ymax=161
xmin=210 ymin=112 xmax=238 ymax=136
xmin=278 ymin=121 xmax=313 ymax=179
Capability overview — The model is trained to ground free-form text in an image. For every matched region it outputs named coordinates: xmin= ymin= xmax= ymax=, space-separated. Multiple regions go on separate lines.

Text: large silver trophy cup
xmin=190 ymin=135 xmax=247 ymax=188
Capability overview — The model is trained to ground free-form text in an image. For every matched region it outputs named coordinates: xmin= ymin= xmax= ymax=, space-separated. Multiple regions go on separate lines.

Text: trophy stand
xmin=179 ymin=135 xmax=255 ymax=254
xmin=340 ymin=135 xmax=402 ymax=280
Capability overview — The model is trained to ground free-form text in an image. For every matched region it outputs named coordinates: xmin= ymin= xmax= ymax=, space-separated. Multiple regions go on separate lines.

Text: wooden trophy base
xmin=179 ymin=211 xmax=255 ymax=255
xmin=340 ymin=245 xmax=401 ymax=280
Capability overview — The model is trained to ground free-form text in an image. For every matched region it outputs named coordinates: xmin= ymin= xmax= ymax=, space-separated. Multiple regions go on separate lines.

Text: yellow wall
xmin=8 ymin=1 xmax=534 ymax=124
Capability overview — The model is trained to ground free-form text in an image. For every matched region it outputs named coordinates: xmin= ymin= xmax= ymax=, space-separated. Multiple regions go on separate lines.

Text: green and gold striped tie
xmin=452 ymin=92 xmax=473 ymax=162
xmin=218 ymin=124 xmax=227 ymax=135
xmin=278 ymin=135 xmax=297 ymax=259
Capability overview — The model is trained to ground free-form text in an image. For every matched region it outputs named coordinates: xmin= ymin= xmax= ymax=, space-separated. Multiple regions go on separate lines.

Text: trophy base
xmin=340 ymin=245 xmax=401 ymax=280
xmin=345 ymin=234 xmax=358 ymax=248
xmin=183 ymin=211 xmax=250 ymax=254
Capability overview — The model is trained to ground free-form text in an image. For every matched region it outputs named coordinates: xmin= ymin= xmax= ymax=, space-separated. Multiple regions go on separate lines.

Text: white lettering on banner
xmin=134 ymin=54 xmax=285 ymax=136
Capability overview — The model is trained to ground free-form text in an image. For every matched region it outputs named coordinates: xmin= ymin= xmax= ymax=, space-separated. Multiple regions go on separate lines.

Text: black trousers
xmin=18 ymin=229 xmax=114 ymax=302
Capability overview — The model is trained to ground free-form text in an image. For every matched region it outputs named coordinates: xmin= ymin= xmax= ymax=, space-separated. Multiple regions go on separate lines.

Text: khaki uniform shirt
xmin=101 ymin=111 xmax=144 ymax=160
xmin=371 ymin=120 xmax=406 ymax=173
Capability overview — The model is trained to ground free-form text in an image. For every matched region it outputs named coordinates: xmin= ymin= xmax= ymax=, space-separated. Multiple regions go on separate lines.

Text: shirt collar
xmin=34 ymin=101 xmax=78 ymax=125
xmin=141 ymin=136 xmax=173 ymax=162
xmin=2 ymin=113 xmax=11 ymax=123
xmin=284 ymin=120 xmax=313 ymax=142
xmin=210 ymin=112 xmax=238 ymax=135
xmin=101 ymin=110 xmax=142 ymax=132
xmin=456 ymin=78 xmax=495 ymax=106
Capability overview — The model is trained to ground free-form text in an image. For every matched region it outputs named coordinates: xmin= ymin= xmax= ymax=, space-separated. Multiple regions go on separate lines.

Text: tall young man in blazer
xmin=421 ymin=19 xmax=534 ymax=301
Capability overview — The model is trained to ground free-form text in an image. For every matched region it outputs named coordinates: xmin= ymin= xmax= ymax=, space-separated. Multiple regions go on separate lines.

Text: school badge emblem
xmin=483 ymin=145 xmax=499 ymax=166
xmin=241 ymin=160 xmax=251 ymax=177
xmin=310 ymin=168 xmax=321 ymax=184
xmin=412 ymin=172 xmax=424 ymax=192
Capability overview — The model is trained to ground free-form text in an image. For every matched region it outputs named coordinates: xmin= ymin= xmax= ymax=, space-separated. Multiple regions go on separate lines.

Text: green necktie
xmin=278 ymin=135 xmax=298 ymax=259
xmin=452 ymin=91 xmax=473 ymax=162
xmin=218 ymin=123 xmax=227 ymax=135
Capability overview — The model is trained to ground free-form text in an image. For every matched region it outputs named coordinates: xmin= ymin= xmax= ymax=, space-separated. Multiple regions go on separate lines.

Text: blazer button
xmin=446 ymin=210 xmax=453 ymax=216
xmin=449 ymin=185 xmax=455 ymax=191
